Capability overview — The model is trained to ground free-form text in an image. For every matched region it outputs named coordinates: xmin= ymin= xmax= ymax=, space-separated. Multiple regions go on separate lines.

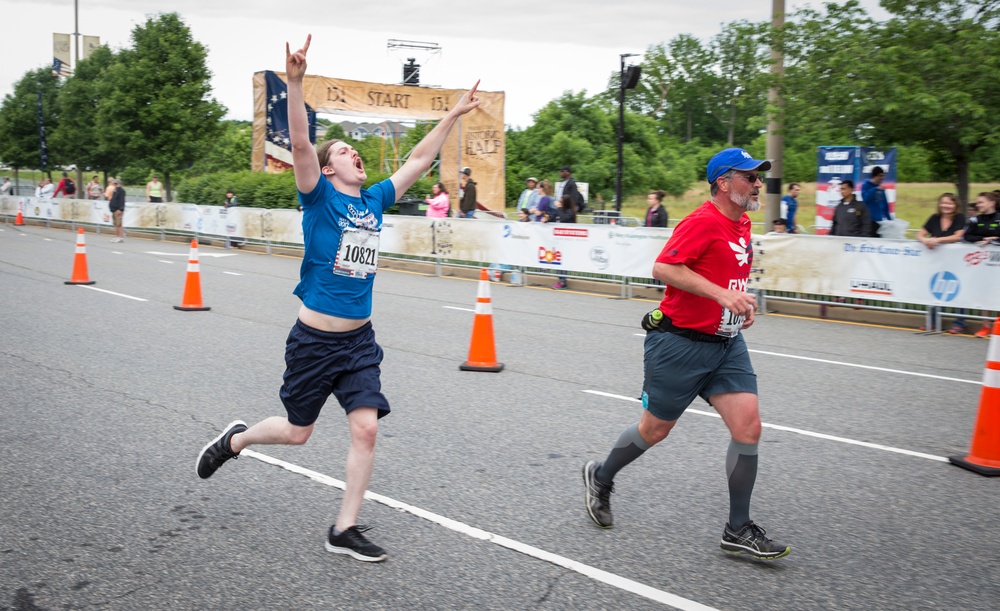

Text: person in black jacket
xmin=551 ymin=195 xmax=577 ymax=289
xmin=108 ymin=178 xmax=126 ymax=243
xmin=459 ymin=167 xmax=477 ymax=218
xmin=645 ymin=190 xmax=669 ymax=228
xmin=558 ymin=166 xmax=585 ymax=212
xmin=829 ymin=180 xmax=872 ymax=237
xmin=963 ymin=191 xmax=1000 ymax=246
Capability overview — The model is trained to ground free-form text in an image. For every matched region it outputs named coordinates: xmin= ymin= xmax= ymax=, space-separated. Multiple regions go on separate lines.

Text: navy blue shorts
xmin=641 ymin=331 xmax=757 ymax=422
xmin=279 ymin=319 xmax=390 ymax=426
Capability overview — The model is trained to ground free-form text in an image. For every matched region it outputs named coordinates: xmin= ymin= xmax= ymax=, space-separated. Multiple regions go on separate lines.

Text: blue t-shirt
xmin=294 ymin=177 xmax=395 ymax=319
xmin=781 ymin=195 xmax=797 ymax=232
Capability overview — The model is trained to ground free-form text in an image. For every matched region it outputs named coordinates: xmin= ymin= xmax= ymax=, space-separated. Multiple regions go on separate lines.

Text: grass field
xmin=610 ymin=182 xmax=1000 ymax=234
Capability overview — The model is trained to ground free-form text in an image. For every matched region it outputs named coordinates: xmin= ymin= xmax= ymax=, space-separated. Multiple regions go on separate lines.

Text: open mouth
xmin=355 ymin=157 xmax=364 ymax=171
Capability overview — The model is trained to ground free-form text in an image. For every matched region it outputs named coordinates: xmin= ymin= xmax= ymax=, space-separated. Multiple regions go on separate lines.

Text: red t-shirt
xmin=655 ymin=201 xmax=753 ymax=335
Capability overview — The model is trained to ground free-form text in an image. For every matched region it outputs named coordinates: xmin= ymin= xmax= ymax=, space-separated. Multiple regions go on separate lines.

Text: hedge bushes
xmin=175 ymin=169 xmax=435 ymax=209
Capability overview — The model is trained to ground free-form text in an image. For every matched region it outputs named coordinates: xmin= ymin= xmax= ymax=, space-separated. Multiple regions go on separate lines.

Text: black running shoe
xmin=326 ymin=525 xmax=387 ymax=562
xmin=196 ymin=420 xmax=247 ymax=479
xmin=583 ymin=460 xmax=614 ymax=528
xmin=720 ymin=521 xmax=791 ymax=559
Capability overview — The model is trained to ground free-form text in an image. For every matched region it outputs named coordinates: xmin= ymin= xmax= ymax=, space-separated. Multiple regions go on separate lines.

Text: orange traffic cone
xmin=460 ymin=268 xmax=504 ymax=372
xmin=950 ymin=317 xmax=1000 ymax=475
xmin=64 ymin=227 xmax=95 ymax=285
xmin=173 ymin=239 xmax=211 ymax=311
xmin=14 ymin=202 xmax=24 ymax=226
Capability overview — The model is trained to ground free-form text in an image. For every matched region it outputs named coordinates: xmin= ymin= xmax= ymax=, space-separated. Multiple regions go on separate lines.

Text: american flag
xmin=263 ymin=71 xmax=316 ymax=171
xmin=52 ymin=58 xmax=72 ymax=77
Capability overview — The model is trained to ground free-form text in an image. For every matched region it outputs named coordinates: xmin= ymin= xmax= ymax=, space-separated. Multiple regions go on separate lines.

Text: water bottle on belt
xmin=641 ymin=308 xmax=664 ymax=331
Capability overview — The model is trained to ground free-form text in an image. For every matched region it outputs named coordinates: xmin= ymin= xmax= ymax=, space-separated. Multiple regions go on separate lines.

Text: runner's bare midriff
xmin=298 ymin=305 xmax=369 ymax=333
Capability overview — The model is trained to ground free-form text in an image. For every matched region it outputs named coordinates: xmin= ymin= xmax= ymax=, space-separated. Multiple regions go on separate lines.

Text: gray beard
xmin=731 ymin=191 xmax=761 ymax=212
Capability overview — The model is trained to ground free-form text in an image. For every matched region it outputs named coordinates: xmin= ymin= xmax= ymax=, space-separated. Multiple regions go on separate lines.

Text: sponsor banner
xmin=53 ymin=33 xmax=72 ymax=76
xmin=757 ymin=234 xmax=998 ymax=309
xmin=815 ymin=146 xmax=858 ymax=235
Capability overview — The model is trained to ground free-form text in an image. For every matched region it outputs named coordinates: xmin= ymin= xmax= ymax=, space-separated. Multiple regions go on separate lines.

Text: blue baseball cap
xmin=706 ymin=148 xmax=772 ymax=184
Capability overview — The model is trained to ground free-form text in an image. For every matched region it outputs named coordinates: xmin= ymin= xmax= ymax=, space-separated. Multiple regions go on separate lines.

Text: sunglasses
xmin=735 ymin=172 xmax=761 ymax=184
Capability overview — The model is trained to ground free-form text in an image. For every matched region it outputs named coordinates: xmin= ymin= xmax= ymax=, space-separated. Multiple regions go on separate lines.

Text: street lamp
xmin=616 ymin=53 xmax=641 ymax=212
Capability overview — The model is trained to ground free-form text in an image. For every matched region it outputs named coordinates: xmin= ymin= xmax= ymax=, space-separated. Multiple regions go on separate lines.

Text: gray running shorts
xmin=641 ymin=331 xmax=757 ymax=422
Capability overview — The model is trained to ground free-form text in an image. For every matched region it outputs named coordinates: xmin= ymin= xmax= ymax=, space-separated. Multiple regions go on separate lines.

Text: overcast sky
xmin=0 ymin=0 xmax=886 ymax=129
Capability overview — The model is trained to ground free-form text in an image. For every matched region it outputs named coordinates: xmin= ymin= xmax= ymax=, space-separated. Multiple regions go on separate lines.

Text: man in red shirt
xmin=583 ymin=148 xmax=790 ymax=560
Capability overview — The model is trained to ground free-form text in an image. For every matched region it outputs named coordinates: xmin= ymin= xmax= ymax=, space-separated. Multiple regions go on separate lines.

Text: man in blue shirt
xmin=780 ymin=182 xmax=800 ymax=233
xmin=196 ymin=34 xmax=482 ymax=562
xmin=861 ymin=166 xmax=891 ymax=235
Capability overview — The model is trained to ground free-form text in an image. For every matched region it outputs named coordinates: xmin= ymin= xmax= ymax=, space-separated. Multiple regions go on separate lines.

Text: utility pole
xmin=616 ymin=53 xmax=640 ymax=213
xmin=764 ymin=0 xmax=785 ymax=230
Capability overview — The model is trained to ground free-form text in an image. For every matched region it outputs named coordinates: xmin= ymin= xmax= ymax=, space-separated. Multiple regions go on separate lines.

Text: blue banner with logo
xmin=815 ymin=146 xmax=859 ymax=235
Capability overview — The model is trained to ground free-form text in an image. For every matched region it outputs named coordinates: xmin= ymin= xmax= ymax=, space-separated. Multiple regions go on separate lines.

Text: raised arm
xmin=286 ymin=35 xmax=320 ymax=194
xmin=390 ymin=81 xmax=482 ymax=197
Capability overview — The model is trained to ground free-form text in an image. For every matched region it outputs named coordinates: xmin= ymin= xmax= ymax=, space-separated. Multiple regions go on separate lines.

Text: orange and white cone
xmin=950 ymin=317 xmax=1000 ymax=476
xmin=460 ymin=268 xmax=504 ymax=372
xmin=64 ymin=227 xmax=95 ymax=285
xmin=14 ymin=200 xmax=24 ymax=226
xmin=173 ymin=239 xmax=211 ymax=311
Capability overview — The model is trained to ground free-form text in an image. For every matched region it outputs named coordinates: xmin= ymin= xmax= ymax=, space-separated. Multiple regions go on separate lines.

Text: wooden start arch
xmin=252 ymin=71 xmax=506 ymax=211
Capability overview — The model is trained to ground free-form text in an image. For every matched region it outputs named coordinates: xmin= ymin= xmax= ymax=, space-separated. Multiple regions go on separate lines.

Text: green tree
xmin=185 ymin=120 xmax=252 ymax=175
xmin=50 ymin=45 xmax=125 ymax=179
xmin=98 ymin=13 xmax=226 ymax=201
xmin=0 ymin=68 xmax=62 ymax=178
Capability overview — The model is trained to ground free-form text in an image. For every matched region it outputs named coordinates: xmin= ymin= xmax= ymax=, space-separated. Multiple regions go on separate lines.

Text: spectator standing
xmin=531 ymin=179 xmax=554 ymax=222
xmin=104 ymin=178 xmax=116 ymax=201
xmin=645 ymin=190 xmax=668 ymax=228
xmin=861 ymin=167 xmax=891 ymax=235
xmin=780 ymin=182 xmax=800 ymax=233
xmin=223 ymin=189 xmax=244 ymax=249
xmin=53 ymin=172 xmax=76 ymax=198
xmin=459 ymin=167 xmax=477 ymax=218
xmin=582 ymin=147 xmax=790 ymax=560
xmin=551 ymin=194 xmax=577 ymax=290
xmin=829 ymin=180 xmax=872 ymax=237
xmin=556 ymin=166 xmax=585 ymax=212
xmin=516 ymin=177 xmax=539 ymax=213
xmin=86 ymin=176 xmax=104 ymax=200
xmin=108 ymin=178 xmax=126 ymax=243
xmin=962 ymin=192 xmax=1000 ymax=338
xmin=917 ymin=193 xmax=966 ymax=333
xmin=0 ymin=177 xmax=11 ymax=197
xmin=37 ymin=178 xmax=55 ymax=200
xmin=517 ymin=208 xmax=532 ymax=222
xmin=425 ymin=182 xmax=450 ymax=218
xmin=770 ymin=218 xmax=788 ymax=233
xmin=146 ymin=174 xmax=164 ymax=202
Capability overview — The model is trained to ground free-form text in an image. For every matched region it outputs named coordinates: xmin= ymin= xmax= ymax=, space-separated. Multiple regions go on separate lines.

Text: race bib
xmin=717 ymin=307 xmax=744 ymax=338
xmin=334 ymin=228 xmax=379 ymax=278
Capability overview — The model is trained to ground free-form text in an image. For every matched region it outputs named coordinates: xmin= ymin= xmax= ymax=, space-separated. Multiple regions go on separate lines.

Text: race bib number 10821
xmin=334 ymin=228 xmax=379 ymax=278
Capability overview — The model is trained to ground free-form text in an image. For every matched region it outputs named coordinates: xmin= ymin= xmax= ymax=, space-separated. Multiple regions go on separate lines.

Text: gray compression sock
xmin=596 ymin=422 xmax=651 ymax=485
xmin=726 ymin=440 xmax=759 ymax=530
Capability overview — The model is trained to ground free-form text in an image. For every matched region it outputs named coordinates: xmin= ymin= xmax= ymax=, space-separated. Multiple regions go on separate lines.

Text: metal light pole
xmin=616 ymin=53 xmax=639 ymax=212
xmin=764 ymin=0 xmax=786 ymax=229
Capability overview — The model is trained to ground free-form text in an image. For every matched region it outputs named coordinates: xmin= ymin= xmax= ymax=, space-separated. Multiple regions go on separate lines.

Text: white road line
xmin=76 ymin=285 xmax=148 ymax=302
xmin=583 ymin=390 xmax=950 ymax=463
xmin=748 ymin=349 xmax=981 ymax=385
xmin=44 ymin=238 xmax=53 ymax=241
xmin=158 ymin=260 xmax=174 ymax=264
xmin=144 ymin=251 xmax=237 ymax=258
xmin=631 ymin=334 xmax=980 ymax=386
xmin=223 ymin=271 xmax=242 ymax=276
xmin=242 ymin=449 xmax=718 ymax=611
xmin=444 ymin=306 xmax=476 ymax=312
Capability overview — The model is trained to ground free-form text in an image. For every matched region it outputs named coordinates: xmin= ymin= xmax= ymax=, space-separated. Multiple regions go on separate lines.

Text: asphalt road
xmin=1 ymin=224 xmax=997 ymax=610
